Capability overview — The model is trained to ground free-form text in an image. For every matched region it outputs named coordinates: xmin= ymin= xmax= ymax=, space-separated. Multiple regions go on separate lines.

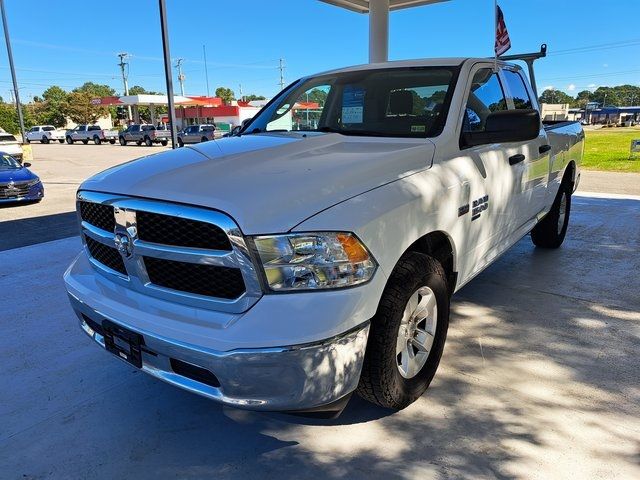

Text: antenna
xmin=117 ymin=52 xmax=132 ymax=121
xmin=278 ymin=58 xmax=285 ymax=90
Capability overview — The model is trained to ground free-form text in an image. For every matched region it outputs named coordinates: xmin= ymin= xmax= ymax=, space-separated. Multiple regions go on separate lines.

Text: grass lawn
xmin=583 ymin=127 xmax=640 ymax=173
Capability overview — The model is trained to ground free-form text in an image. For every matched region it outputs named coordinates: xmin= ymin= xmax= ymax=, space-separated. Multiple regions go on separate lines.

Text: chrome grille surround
xmin=76 ymin=190 xmax=263 ymax=313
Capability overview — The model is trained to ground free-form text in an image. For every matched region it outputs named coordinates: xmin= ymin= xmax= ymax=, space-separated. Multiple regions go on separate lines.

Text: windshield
xmin=0 ymin=153 xmax=22 ymax=169
xmin=0 ymin=134 xmax=17 ymax=143
xmin=246 ymin=66 xmax=458 ymax=138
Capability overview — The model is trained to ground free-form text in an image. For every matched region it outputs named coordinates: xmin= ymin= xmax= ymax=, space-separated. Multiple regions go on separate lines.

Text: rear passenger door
xmin=501 ymin=69 xmax=550 ymax=220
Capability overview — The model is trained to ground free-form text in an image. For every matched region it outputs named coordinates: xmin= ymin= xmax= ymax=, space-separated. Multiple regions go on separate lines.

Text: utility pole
xmin=203 ymin=45 xmax=210 ymax=97
xmin=117 ymin=52 xmax=132 ymax=121
xmin=238 ymin=83 xmax=243 ymax=102
xmin=175 ymin=58 xmax=185 ymax=96
xmin=278 ymin=58 xmax=285 ymax=90
xmin=158 ymin=0 xmax=178 ymax=149
xmin=1 ymin=0 xmax=25 ymax=142
xmin=603 ymin=92 xmax=607 ymax=108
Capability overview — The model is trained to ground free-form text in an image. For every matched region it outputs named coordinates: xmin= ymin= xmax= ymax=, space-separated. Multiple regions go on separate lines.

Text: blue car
xmin=0 ymin=152 xmax=44 ymax=203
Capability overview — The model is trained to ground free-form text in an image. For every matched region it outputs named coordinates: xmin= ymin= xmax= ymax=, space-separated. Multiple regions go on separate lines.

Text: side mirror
xmin=462 ymin=109 xmax=540 ymax=147
xmin=23 ymin=162 xmax=31 ymax=167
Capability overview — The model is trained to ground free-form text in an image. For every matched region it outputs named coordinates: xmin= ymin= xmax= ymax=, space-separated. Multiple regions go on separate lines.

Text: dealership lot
xmin=1 ymin=145 xmax=639 ymax=479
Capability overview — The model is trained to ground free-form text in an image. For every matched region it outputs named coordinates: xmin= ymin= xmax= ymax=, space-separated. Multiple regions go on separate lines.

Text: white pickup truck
xmin=65 ymin=125 xmax=118 ymax=145
xmin=64 ymin=56 xmax=583 ymax=417
xmin=25 ymin=125 xmax=66 ymax=144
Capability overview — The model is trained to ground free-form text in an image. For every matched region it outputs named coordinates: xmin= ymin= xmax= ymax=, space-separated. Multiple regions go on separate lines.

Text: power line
xmin=549 ymin=38 xmax=640 ymax=56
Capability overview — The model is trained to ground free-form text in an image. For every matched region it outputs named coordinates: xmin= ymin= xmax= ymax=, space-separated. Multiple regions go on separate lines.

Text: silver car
xmin=177 ymin=124 xmax=217 ymax=146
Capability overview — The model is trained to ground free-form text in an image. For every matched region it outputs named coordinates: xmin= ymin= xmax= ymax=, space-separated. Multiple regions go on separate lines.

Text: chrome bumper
xmin=68 ymin=292 xmax=369 ymax=412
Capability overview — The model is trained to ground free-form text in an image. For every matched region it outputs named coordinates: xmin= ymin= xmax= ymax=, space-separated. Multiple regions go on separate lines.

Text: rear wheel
xmin=161 ymin=140 xmax=168 ymax=146
xmin=357 ymin=252 xmax=449 ymax=410
xmin=201 ymin=136 xmax=208 ymax=143
xmin=144 ymin=137 xmax=153 ymax=147
xmin=66 ymin=136 xmax=74 ymax=144
xmin=93 ymin=136 xmax=101 ymax=145
xmin=531 ymin=180 xmax=571 ymax=249
xmin=119 ymin=137 xmax=127 ymax=146
xmin=42 ymin=136 xmax=50 ymax=144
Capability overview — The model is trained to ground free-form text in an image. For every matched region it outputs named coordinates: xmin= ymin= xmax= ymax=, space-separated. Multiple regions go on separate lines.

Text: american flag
xmin=495 ymin=4 xmax=511 ymax=56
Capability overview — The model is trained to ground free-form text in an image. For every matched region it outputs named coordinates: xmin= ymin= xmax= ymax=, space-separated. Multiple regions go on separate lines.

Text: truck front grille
xmin=136 ymin=210 xmax=231 ymax=250
xmin=79 ymin=202 xmax=115 ymax=232
xmin=76 ymin=192 xmax=262 ymax=313
xmin=85 ymin=235 xmax=127 ymax=275
xmin=144 ymin=257 xmax=245 ymax=299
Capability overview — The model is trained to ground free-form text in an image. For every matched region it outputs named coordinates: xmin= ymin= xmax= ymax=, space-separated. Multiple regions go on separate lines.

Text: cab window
xmin=463 ymin=68 xmax=507 ymax=133
xmin=503 ymin=70 xmax=533 ymax=109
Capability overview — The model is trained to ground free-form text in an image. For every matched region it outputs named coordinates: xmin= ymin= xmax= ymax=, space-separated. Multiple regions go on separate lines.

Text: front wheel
xmin=66 ymin=136 xmax=74 ymax=144
xmin=93 ymin=136 xmax=101 ymax=145
xmin=42 ymin=136 xmax=50 ymax=144
xmin=177 ymin=138 xmax=184 ymax=147
xmin=119 ymin=137 xmax=127 ymax=146
xmin=136 ymin=140 xmax=142 ymax=146
xmin=109 ymin=139 xmax=116 ymax=144
xmin=25 ymin=137 xmax=30 ymax=144
xmin=144 ymin=137 xmax=153 ymax=147
xmin=82 ymin=139 xmax=88 ymax=145
xmin=161 ymin=140 xmax=168 ymax=146
xmin=531 ymin=181 xmax=571 ymax=249
xmin=357 ymin=252 xmax=449 ymax=410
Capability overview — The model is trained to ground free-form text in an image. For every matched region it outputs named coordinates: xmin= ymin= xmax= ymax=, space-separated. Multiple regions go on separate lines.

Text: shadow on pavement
xmin=0 ymin=210 xmax=77 ymax=251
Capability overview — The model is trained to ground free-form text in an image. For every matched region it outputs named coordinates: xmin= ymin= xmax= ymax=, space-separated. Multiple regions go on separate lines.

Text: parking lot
xmin=1 ymin=145 xmax=639 ymax=479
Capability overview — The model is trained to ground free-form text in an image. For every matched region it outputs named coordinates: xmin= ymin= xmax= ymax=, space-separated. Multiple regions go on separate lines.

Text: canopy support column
xmin=369 ymin=0 xmax=389 ymax=63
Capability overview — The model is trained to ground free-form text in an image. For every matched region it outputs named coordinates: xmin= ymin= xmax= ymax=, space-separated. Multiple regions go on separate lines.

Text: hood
xmin=81 ymin=132 xmax=435 ymax=234
xmin=0 ymin=166 xmax=37 ymax=183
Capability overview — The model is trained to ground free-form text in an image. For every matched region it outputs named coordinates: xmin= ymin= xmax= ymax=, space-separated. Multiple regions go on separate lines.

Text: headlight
xmin=26 ymin=178 xmax=41 ymax=187
xmin=253 ymin=232 xmax=376 ymax=291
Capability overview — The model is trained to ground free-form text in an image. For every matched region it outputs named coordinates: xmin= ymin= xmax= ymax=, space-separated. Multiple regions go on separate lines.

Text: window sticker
xmin=411 ymin=125 xmax=426 ymax=133
xmin=342 ymin=86 xmax=365 ymax=123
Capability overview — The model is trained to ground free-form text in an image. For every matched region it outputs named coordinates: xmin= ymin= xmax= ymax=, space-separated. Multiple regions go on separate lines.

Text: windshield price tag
xmin=342 ymin=86 xmax=365 ymax=124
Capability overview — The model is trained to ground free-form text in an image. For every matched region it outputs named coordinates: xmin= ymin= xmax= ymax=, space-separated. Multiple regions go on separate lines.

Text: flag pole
xmin=493 ymin=0 xmax=498 ymax=72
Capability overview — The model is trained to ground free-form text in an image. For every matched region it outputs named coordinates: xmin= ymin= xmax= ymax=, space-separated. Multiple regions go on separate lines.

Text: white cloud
xmin=588 ymin=83 xmax=597 ymax=88
xmin=543 ymin=85 xmax=554 ymax=91
xmin=567 ymin=84 xmax=576 ymax=91
xmin=603 ymin=63 xmax=609 ymax=68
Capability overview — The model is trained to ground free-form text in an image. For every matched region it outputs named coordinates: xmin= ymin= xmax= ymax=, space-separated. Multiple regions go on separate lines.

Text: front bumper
xmin=68 ymin=291 xmax=369 ymax=412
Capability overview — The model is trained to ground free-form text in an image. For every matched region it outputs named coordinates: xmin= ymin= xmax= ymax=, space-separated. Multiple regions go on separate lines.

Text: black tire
xmin=201 ymin=136 xmax=208 ymax=143
xmin=25 ymin=137 xmax=30 ymax=143
xmin=177 ymin=138 xmax=184 ymax=147
xmin=109 ymin=139 xmax=116 ymax=144
xmin=144 ymin=137 xmax=152 ymax=147
xmin=531 ymin=180 xmax=571 ymax=249
xmin=357 ymin=252 xmax=450 ymax=410
xmin=42 ymin=136 xmax=50 ymax=144
xmin=66 ymin=136 xmax=74 ymax=144
xmin=58 ymin=139 xmax=64 ymax=143
xmin=161 ymin=140 xmax=168 ymax=146
xmin=119 ymin=137 xmax=127 ymax=146
xmin=93 ymin=136 xmax=101 ymax=145
xmin=82 ymin=139 xmax=88 ymax=145
xmin=136 ymin=140 xmax=142 ymax=146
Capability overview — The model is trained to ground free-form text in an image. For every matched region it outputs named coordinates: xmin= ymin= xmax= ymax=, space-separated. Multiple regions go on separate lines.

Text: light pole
xmin=158 ymin=0 xmax=178 ymax=149
xmin=0 ymin=0 xmax=25 ymax=141
xmin=117 ymin=53 xmax=133 ymax=121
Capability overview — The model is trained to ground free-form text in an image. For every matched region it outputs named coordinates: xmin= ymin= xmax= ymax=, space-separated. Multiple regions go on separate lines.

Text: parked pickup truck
xmin=64 ymin=56 xmax=583 ymax=417
xmin=25 ymin=125 xmax=65 ymax=144
xmin=66 ymin=125 xmax=118 ymax=145
xmin=177 ymin=124 xmax=217 ymax=146
xmin=119 ymin=124 xmax=170 ymax=147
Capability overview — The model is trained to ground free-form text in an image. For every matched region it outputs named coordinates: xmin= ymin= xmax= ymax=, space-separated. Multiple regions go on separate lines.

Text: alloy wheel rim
xmin=396 ymin=286 xmax=438 ymax=379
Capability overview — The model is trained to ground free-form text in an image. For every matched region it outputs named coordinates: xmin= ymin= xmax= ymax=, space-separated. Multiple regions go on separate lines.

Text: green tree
xmin=245 ymin=94 xmax=266 ymax=101
xmin=538 ymin=89 xmax=574 ymax=105
xmin=36 ymin=86 xmax=69 ymax=127
xmin=64 ymin=82 xmax=116 ymax=124
xmin=215 ymin=87 xmax=235 ymax=104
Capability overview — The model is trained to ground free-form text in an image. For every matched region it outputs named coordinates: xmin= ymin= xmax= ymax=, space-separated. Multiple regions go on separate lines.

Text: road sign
xmin=631 ymin=139 xmax=640 ymax=160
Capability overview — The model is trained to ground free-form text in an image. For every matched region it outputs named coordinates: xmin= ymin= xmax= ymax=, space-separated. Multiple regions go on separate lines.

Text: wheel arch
xmin=563 ymin=160 xmax=577 ymax=190
xmin=403 ymin=230 xmax=458 ymax=296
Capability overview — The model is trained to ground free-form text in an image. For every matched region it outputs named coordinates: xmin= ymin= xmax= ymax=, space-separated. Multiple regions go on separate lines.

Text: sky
xmin=0 ymin=0 xmax=639 ymax=102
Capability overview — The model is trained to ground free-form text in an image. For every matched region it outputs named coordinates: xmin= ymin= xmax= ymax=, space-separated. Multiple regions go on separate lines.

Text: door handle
xmin=539 ymin=144 xmax=552 ymax=154
xmin=509 ymin=154 xmax=526 ymax=165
